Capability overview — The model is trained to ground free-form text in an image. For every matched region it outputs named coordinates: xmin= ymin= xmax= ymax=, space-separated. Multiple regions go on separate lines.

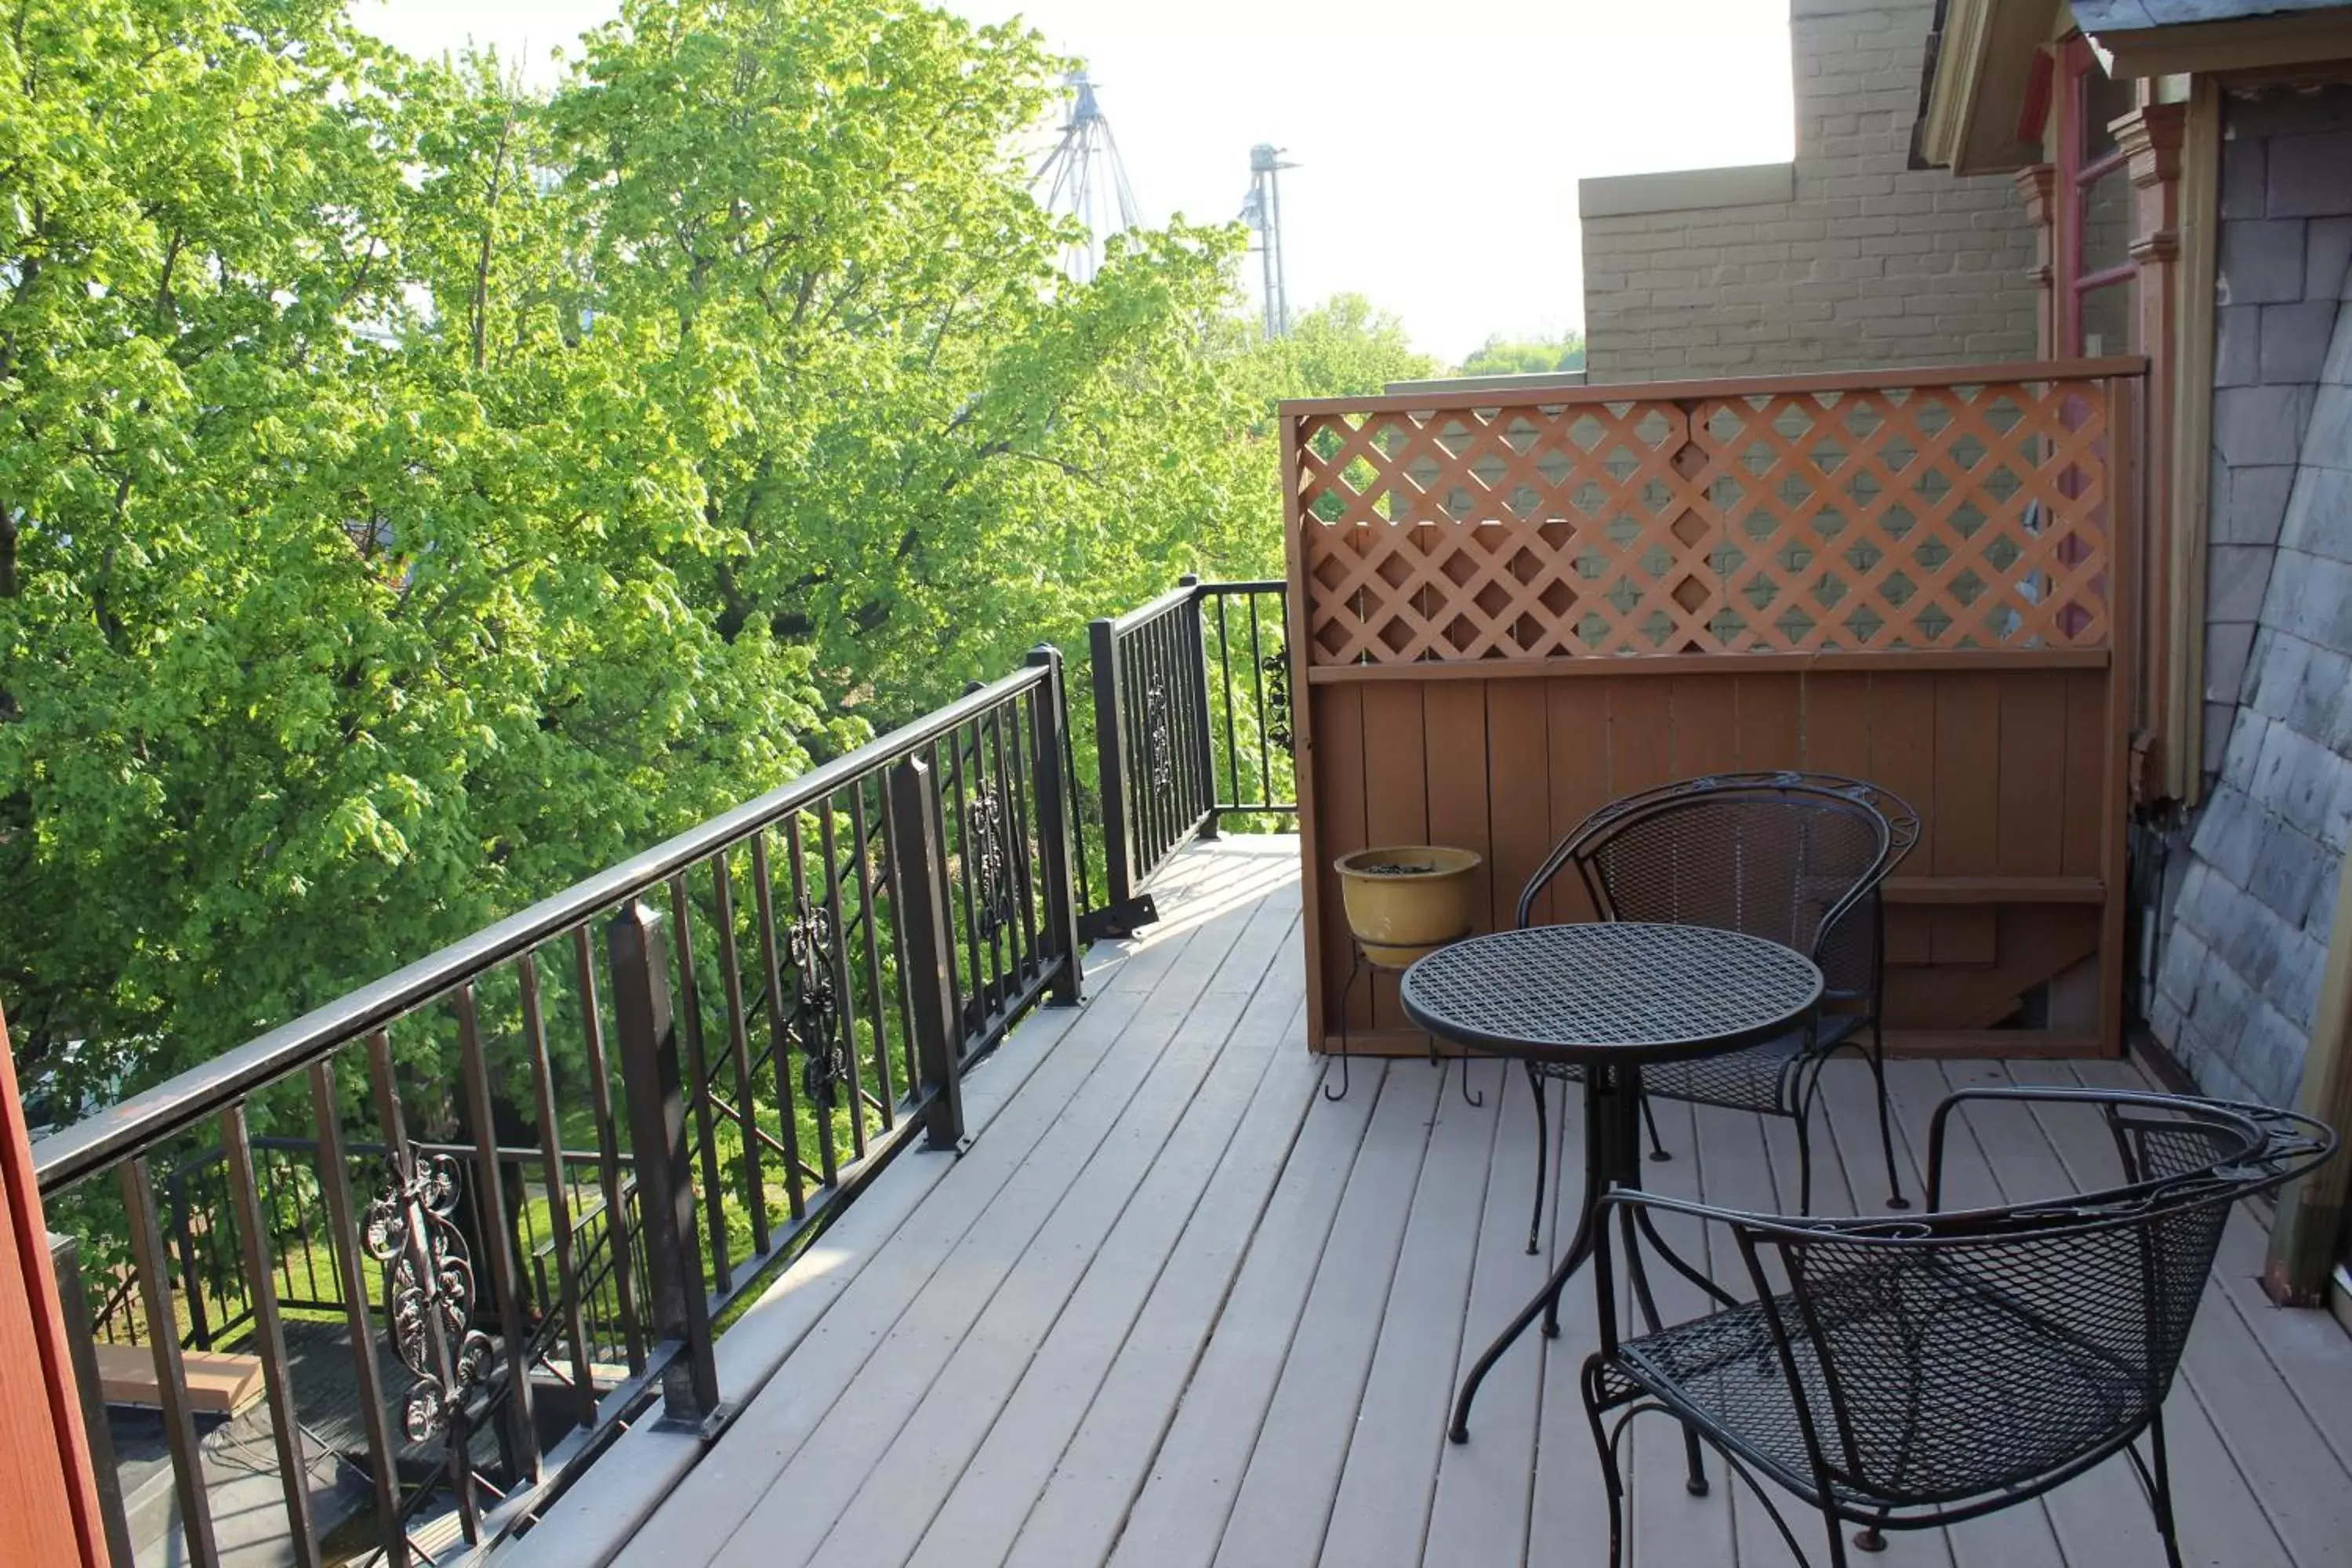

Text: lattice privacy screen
xmin=1290 ymin=379 xmax=2118 ymax=666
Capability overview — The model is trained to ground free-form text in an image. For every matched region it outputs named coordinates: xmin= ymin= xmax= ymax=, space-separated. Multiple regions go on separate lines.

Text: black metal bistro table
xmin=1400 ymin=922 xmax=1822 ymax=1445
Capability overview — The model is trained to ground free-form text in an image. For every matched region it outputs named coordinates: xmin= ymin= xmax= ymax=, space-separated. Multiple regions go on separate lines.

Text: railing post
xmin=1087 ymin=615 xmax=1134 ymax=927
xmin=1178 ymin=575 xmax=1220 ymax=839
xmin=1025 ymin=645 xmax=1085 ymax=1005
xmin=48 ymin=1232 xmax=135 ymax=1568
xmin=605 ymin=902 xmax=724 ymax=1432
xmin=887 ymin=757 xmax=968 ymax=1149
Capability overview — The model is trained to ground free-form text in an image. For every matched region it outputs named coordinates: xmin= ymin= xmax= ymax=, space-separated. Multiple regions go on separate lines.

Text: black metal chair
xmin=1580 ymin=1087 xmax=2336 ymax=1568
xmin=1517 ymin=772 xmax=1918 ymax=1254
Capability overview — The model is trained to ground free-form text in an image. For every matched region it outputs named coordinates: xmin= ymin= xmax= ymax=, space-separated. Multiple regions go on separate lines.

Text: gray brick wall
xmin=1579 ymin=0 xmax=2035 ymax=381
xmin=2153 ymin=88 xmax=2352 ymax=1107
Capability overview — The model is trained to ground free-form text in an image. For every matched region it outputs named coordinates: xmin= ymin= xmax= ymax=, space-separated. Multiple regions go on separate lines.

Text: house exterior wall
xmin=1578 ymin=0 xmax=2037 ymax=381
xmin=2151 ymin=85 xmax=2352 ymax=1108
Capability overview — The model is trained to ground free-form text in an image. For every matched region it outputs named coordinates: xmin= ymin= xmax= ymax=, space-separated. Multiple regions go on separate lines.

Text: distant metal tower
xmin=1241 ymin=144 xmax=1296 ymax=339
xmin=1031 ymin=71 xmax=1142 ymax=284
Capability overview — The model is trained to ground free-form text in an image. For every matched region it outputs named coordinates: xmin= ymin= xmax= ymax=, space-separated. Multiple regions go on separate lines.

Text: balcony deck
xmin=530 ymin=837 xmax=2352 ymax=1568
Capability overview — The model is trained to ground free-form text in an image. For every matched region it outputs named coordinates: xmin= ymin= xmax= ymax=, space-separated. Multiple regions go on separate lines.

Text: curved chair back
xmin=1725 ymin=1092 xmax=2333 ymax=1509
xmin=1519 ymin=772 xmax=1908 ymax=1008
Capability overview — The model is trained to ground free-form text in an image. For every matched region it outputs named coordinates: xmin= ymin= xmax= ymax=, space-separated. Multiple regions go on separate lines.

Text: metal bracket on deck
xmin=1078 ymin=893 xmax=1159 ymax=944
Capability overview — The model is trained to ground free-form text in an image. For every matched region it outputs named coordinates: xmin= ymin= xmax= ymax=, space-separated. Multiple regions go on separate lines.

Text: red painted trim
xmin=0 ymin=1011 xmax=107 ymax=1566
xmin=2056 ymin=32 xmax=2139 ymax=357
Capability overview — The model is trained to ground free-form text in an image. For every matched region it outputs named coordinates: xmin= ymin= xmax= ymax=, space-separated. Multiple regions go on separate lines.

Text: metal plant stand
xmin=1323 ymin=933 xmax=1483 ymax=1110
xmin=1398 ymin=923 xmax=1820 ymax=1448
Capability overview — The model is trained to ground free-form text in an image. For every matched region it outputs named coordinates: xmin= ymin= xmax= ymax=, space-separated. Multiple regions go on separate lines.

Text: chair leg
xmin=1580 ymin=1361 xmax=1628 ymax=1568
xmin=1867 ymin=1024 xmax=1908 ymax=1210
xmin=2146 ymin=1413 xmax=2186 ymax=1568
xmin=1526 ymin=1065 xmax=1550 ymax=1256
xmin=1795 ymin=1108 xmax=1817 ymax=1216
xmin=1640 ymin=1091 xmax=1671 ymax=1163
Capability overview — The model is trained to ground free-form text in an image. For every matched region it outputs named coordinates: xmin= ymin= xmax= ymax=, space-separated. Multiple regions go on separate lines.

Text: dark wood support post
xmin=607 ymin=903 xmax=724 ymax=1429
xmin=2268 ymin=842 xmax=2352 ymax=1304
xmin=1178 ymin=575 xmax=1220 ymax=839
xmin=888 ymin=757 xmax=967 ymax=1149
xmin=45 ymin=1234 xmax=132 ymax=1567
xmin=1087 ymin=615 xmax=1134 ymax=929
xmin=1025 ymin=646 xmax=1085 ymax=1005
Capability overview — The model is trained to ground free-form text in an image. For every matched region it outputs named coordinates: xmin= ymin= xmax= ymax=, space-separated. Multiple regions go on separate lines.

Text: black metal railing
xmin=1083 ymin=576 xmax=1294 ymax=939
xmin=29 ymin=579 xmax=1294 ymax=1568
xmin=33 ymin=647 xmax=1085 ymax=1568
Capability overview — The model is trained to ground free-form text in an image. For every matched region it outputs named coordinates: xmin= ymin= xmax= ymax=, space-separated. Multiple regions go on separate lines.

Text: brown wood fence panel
xmin=1283 ymin=362 xmax=2144 ymax=1060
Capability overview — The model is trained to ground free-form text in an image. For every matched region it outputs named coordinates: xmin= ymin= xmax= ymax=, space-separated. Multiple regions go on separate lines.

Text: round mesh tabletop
xmin=1399 ymin=923 xmax=1823 ymax=1065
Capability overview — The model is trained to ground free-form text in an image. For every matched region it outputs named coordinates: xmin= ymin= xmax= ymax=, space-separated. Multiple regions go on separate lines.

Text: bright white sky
xmin=356 ymin=0 xmax=1795 ymax=365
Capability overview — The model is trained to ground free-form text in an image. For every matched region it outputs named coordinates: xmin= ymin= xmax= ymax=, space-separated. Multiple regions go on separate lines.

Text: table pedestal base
xmin=1450 ymin=1062 xmax=1703 ymax=1501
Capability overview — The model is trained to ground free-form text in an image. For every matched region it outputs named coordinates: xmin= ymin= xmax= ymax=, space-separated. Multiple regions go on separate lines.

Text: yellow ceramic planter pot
xmin=1334 ymin=846 xmax=1483 ymax=969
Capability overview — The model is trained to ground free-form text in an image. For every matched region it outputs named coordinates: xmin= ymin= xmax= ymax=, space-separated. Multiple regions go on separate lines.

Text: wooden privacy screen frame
xmin=1280 ymin=360 xmax=2146 ymax=1062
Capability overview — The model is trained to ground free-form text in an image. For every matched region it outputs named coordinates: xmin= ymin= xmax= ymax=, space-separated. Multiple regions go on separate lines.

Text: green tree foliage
xmin=1244 ymin=294 xmax=1436 ymax=407
xmin=1455 ymin=331 xmax=1587 ymax=376
xmin=0 ymin=0 xmax=1424 ymax=1103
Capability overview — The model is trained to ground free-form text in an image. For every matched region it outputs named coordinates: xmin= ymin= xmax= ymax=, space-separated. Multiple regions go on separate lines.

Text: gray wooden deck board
xmin=566 ymin=839 xmax=2352 ymax=1568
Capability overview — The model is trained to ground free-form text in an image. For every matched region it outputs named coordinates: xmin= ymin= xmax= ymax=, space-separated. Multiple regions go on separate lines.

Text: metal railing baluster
xmin=519 ymin=953 xmax=598 ymax=1428
xmin=710 ymin=852 xmax=770 ymax=1256
xmin=750 ymin=829 xmax=811 ymax=1221
xmin=222 ymin=1102 xmax=323 ymax=1567
xmin=818 ymin=803 xmax=867 ymax=1161
xmin=848 ymin=782 xmax=898 ymax=1127
xmin=573 ymin=926 xmax=645 ymax=1373
xmin=454 ymin=984 xmax=541 ymax=1484
xmin=306 ymin=1058 xmax=410 ymax=1568
xmin=784 ymin=813 xmax=840 ymax=1189
xmin=666 ymin=873 xmax=731 ymax=1296
xmin=887 ymin=756 xmax=966 ymax=1149
xmin=122 ymin=1159 xmax=220 ymax=1567
xmin=366 ymin=1030 xmax=481 ymax=1539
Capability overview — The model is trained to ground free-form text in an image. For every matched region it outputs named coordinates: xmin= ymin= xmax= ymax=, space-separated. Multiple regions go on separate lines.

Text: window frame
xmin=2056 ymin=33 xmax=2137 ymax=356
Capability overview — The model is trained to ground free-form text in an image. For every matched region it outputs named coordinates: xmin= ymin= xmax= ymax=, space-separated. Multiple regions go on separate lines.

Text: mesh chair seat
xmin=1536 ymin=1013 xmax=1864 ymax=1115
xmin=1579 ymin=1089 xmax=2338 ymax=1568
xmin=1602 ymin=1251 xmax=2152 ymax=1511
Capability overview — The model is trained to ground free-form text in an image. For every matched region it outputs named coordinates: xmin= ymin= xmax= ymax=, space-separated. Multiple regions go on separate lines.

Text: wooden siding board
xmin=1932 ymin=673 xmax=2003 ymax=967
xmin=1312 ymin=684 xmax=1371 ymax=1042
xmin=1544 ymin=681 xmax=1613 ymax=924
xmin=1802 ymin=670 xmax=1875 ymax=778
xmin=1606 ymin=677 xmax=1674 ymax=799
xmin=1483 ymin=683 xmax=1552 ymax=934
xmin=2060 ymin=668 xmax=2107 ymax=880
xmin=1997 ymin=673 xmax=2069 ymax=877
xmin=1868 ymin=672 xmax=1940 ymax=968
xmin=1668 ymin=676 xmax=1740 ymax=779
xmin=1359 ymin=684 xmax=1428 ymax=1032
xmin=1736 ymin=673 xmax=1804 ymax=771
xmin=1421 ymin=681 xmax=1494 ymax=939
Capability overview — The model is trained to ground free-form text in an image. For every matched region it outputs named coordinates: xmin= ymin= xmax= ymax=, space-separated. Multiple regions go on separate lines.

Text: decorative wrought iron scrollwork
xmin=967 ymin=785 xmax=1018 ymax=938
xmin=1142 ymin=681 xmax=1174 ymax=789
xmin=787 ymin=898 xmax=846 ymax=1105
xmin=364 ymin=1152 xmax=492 ymax=1442
xmin=1262 ymin=648 xmax=1293 ymax=753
